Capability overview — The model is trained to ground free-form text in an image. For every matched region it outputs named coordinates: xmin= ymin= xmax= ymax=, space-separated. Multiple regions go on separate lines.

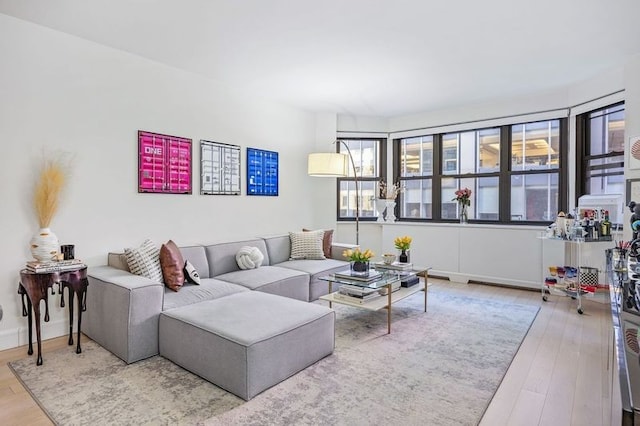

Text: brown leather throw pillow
xmin=160 ymin=240 xmax=185 ymax=291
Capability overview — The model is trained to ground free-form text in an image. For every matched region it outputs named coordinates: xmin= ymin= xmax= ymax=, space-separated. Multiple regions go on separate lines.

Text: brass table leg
xmin=387 ymin=282 xmax=392 ymax=334
xmin=424 ymin=270 xmax=428 ymax=312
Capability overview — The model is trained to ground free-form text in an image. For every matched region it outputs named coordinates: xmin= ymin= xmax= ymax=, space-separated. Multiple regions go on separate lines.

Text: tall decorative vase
xmin=375 ymin=199 xmax=387 ymax=223
xmin=399 ymin=249 xmax=410 ymax=263
xmin=30 ymin=227 xmax=59 ymax=261
xmin=459 ymin=203 xmax=469 ymax=224
xmin=385 ymin=200 xmax=396 ymax=222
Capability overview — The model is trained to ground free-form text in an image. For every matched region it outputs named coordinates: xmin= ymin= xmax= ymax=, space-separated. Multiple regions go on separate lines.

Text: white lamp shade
xmin=307 ymin=152 xmax=348 ymax=177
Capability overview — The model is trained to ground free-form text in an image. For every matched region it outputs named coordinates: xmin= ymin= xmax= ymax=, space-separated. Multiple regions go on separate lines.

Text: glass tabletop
xmin=319 ymin=266 xmax=427 ymax=289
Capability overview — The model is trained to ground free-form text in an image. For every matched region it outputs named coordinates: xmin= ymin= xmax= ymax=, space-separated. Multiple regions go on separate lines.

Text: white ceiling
xmin=1 ymin=0 xmax=639 ymax=118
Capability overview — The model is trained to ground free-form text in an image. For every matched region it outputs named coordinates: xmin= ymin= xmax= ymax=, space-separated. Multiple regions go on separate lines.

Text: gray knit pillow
xmin=124 ymin=239 xmax=164 ymax=283
xmin=289 ymin=230 xmax=326 ymax=260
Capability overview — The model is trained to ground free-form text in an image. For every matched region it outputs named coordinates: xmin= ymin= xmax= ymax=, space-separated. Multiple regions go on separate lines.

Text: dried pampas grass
xmin=33 ymin=155 xmax=70 ymax=228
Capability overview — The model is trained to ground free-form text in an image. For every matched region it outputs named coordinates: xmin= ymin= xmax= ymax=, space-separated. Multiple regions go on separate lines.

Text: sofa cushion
xmin=215 ymin=266 xmax=310 ymax=301
xmin=108 ymin=252 xmax=130 ymax=272
xmin=180 ymin=245 xmax=210 ymax=279
xmin=160 ymin=240 xmax=185 ymax=291
xmin=303 ymin=228 xmax=334 ymax=259
xmin=205 ymin=239 xmax=270 ymax=277
xmin=163 ymin=278 xmax=248 ymax=311
xmin=279 ymin=258 xmax=350 ymax=301
xmin=124 ymin=239 xmax=163 ymax=283
xmin=262 ymin=234 xmax=291 ymax=265
xmin=289 ymin=230 xmax=325 ymax=260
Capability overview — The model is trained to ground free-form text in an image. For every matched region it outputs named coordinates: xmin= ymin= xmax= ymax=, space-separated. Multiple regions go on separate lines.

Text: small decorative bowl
xmin=382 ymin=254 xmax=396 ymax=264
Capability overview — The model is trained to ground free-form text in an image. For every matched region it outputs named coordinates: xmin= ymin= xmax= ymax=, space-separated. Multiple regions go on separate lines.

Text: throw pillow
xmin=236 ymin=246 xmax=264 ymax=270
xmin=124 ymin=239 xmax=163 ymax=284
xmin=289 ymin=230 xmax=326 ymax=260
xmin=303 ymin=228 xmax=334 ymax=258
xmin=159 ymin=240 xmax=185 ymax=292
xmin=183 ymin=260 xmax=201 ymax=285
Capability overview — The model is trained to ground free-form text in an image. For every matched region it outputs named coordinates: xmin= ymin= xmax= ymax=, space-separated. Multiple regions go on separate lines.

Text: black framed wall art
xmin=246 ymin=147 xmax=278 ymax=196
xmin=138 ymin=130 xmax=192 ymax=194
xmin=200 ymin=140 xmax=241 ymax=195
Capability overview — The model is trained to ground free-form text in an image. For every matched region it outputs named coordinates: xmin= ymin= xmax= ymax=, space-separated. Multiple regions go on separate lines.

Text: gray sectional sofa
xmin=85 ymin=234 xmax=354 ymax=400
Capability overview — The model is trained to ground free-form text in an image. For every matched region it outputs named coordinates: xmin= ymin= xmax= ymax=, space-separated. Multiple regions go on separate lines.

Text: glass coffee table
xmin=319 ymin=266 xmax=430 ymax=334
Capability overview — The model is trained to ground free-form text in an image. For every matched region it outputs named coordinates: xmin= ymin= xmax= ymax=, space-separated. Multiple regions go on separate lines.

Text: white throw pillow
xmin=236 ymin=246 xmax=264 ymax=270
xmin=289 ymin=230 xmax=326 ymax=260
xmin=183 ymin=260 xmax=201 ymax=284
xmin=124 ymin=239 xmax=163 ymax=283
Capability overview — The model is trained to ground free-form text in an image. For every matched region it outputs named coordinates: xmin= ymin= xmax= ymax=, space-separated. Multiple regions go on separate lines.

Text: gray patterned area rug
xmin=10 ymin=287 xmax=539 ymax=426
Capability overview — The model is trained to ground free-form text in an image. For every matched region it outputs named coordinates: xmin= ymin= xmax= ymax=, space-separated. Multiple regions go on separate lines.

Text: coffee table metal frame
xmin=319 ymin=267 xmax=430 ymax=334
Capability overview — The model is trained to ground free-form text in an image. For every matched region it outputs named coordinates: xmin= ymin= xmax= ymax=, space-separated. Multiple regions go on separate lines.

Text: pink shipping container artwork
xmin=138 ymin=130 xmax=192 ymax=194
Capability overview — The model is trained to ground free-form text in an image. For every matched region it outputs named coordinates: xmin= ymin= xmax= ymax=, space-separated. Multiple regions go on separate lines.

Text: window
xmin=396 ymin=119 xmax=566 ymax=223
xmin=510 ymin=120 xmax=561 ymax=221
xmin=441 ymin=129 xmax=500 ymax=220
xmin=577 ymin=103 xmax=625 ymax=197
xmin=398 ymin=136 xmax=433 ymax=218
xmin=337 ymin=138 xmax=385 ymax=220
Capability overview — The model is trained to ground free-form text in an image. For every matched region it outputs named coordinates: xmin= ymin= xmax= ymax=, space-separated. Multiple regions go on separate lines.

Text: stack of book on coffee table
xmin=373 ymin=261 xmax=413 ymax=271
xmin=373 ymin=262 xmax=419 ymax=287
xmin=25 ymin=259 xmax=85 ymax=273
xmin=335 ymin=284 xmax=381 ymax=304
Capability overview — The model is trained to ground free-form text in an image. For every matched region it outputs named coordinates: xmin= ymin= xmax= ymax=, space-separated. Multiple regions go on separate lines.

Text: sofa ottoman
xmin=158 ymin=291 xmax=335 ymax=400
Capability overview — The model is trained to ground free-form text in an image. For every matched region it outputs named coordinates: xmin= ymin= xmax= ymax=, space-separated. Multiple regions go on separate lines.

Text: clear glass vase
xmin=459 ymin=204 xmax=469 ymax=224
xmin=350 ymin=260 xmax=370 ymax=276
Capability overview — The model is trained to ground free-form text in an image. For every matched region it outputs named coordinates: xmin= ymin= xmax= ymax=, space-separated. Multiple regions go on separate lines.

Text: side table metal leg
xmin=33 ymin=302 xmax=43 ymax=366
xmin=26 ymin=297 xmax=33 ymax=356
xmin=328 ymin=281 xmax=333 ymax=309
xmin=67 ymin=287 xmax=75 ymax=347
xmin=424 ymin=272 xmax=428 ymax=312
xmin=76 ymin=288 xmax=85 ymax=354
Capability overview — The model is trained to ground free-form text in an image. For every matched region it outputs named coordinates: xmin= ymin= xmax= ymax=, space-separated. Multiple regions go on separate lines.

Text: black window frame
xmin=393 ymin=118 xmax=568 ymax=224
xmin=575 ymin=102 xmax=625 ymax=203
xmin=336 ymin=138 xmax=387 ymax=222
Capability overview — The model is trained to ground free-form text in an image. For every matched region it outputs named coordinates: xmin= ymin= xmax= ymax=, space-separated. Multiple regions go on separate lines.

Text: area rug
xmin=9 ymin=287 xmax=539 ymax=426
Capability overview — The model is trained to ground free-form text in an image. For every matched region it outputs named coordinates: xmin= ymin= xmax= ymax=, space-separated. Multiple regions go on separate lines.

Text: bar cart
xmin=541 ymin=238 xmax=599 ymax=314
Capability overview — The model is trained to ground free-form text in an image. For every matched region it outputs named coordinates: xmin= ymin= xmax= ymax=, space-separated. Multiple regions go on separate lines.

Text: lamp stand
xmin=337 ymin=140 xmax=359 ymax=246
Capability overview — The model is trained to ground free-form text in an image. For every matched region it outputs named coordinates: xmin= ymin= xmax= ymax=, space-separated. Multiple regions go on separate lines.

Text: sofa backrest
xmin=262 ymin=234 xmax=291 ymax=265
xmin=179 ymin=245 xmax=210 ymax=279
xmin=107 ymin=245 xmax=210 ymax=279
xmin=205 ymin=238 xmax=270 ymax=277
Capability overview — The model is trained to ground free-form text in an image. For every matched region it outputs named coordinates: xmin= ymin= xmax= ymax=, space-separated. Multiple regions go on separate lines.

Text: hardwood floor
xmin=0 ymin=279 xmax=618 ymax=425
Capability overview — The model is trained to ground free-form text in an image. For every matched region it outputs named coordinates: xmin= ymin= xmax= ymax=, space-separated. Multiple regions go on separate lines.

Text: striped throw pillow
xmin=124 ymin=239 xmax=164 ymax=283
xmin=289 ymin=230 xmax=326 ymax=260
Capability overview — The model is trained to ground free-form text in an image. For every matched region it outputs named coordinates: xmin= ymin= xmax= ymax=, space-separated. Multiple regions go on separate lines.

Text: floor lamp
xmin=308 ymin=141 xmax=360 ymax=245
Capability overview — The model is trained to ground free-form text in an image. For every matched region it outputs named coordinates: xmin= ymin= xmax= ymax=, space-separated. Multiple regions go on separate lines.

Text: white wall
xmin=0 ymin=14 xmax=330 ymax=349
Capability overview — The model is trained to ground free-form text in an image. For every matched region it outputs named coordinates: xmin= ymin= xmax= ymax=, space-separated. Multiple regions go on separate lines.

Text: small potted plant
xmin=343 ymin=248 xmax=375 ymax=276
xmin=394 ymin=236 xmax=412 ymax=263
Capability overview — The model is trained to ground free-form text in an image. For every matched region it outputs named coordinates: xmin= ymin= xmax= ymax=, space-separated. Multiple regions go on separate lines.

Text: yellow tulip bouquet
xmin=394 ymin=236 xmax=412 ymax=251
xmin=342 ymin=248 xmax=375 ymax=262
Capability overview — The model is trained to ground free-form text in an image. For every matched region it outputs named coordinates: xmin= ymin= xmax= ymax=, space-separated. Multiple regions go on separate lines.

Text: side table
xmin=18 ymin=266 xmax=89 ymax=365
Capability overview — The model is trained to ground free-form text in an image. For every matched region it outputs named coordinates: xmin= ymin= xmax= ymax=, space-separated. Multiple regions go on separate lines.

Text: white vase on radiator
xmin=385 ymin=200 xmax=396 ymax=222
xmin=375 ymin=199 xmax=387 ymax=222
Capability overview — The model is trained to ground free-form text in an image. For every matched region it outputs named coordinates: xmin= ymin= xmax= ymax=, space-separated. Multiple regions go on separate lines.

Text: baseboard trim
xmin=430 ymin=269 xmax=538 ymax=290
xmin=0 ymin=319 xmax=71 ymax=351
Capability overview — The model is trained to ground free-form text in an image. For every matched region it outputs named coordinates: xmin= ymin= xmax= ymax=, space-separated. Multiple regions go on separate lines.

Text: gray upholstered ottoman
xmin=158 ymin=291 xmax=335 ymax=400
